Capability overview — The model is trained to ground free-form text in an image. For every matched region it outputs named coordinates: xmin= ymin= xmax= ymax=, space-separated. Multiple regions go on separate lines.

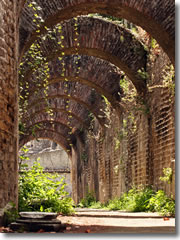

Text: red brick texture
xmin=0 ymin=0 xmax=18 ymax=208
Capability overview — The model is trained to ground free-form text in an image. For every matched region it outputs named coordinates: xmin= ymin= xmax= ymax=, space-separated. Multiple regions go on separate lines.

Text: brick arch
xmin=20 ymin=17 xmax=147 ymax=92
xmin=39 ymin=77 xmax=122 ymax=112
xmin=20 ymin=55 xmax=125 ymax=116
xmin=19 ymin=130 xmax=72 ymax=156
xmin=48 ymin=77 xmax=123 ymax=113
xmin=20 ymin=1 xmax=174 ymax=65
xmin=23 ymin=110 xmax=90 ymax=132
xmin=25 ymin=92 xmax=107 ymax=127
xmin=22 ymin=120 xmax=71 ymax=139
xmin=24 ymin=76 xmax=122 ymax=115
xmin=20 ymin=120 xmax=78 ymax=151
xmin=23 ymin=55 xmax=125 ymax=106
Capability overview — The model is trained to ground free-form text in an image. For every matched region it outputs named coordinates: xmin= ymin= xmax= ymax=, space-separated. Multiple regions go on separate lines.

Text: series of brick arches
xmin=18 ymin=1 xmax=174 ymax=156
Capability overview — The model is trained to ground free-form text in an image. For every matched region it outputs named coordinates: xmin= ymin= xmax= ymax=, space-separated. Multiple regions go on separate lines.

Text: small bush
xmin=79 ymin=192 xmax=96 ymax=208
xmin=147 ymin=190 xmax=175 ymax=216
xmin=106 ymin=186 xmax=155 ymax=212
xmin=19 ymin=160 xmax=74 ymax=215
xmin=124 ymin=186 xmax=155 ymax=212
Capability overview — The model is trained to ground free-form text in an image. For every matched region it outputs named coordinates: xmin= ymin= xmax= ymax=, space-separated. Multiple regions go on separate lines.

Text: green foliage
xmin=3 ymin=202 xmax=19 ymax=227
xmin=88 ymin=201 xmax=104 ymax=209
xmin=137 ymin=68 xmax=149 ymax=80
xmin=100 ymin=95 xmax=111 ymax=128
xmin=19 ymin=160 xmax=74 ymax=215
xmin=151 ymin=38 xmax=158 ymax=49
xmin=19 ymin=146 xmax=30 ymax=168
xmin=147 ymin=190 xmax=175 ymax=216
xmin=107 ymin=186 xmax=155 ymax=212
xmin=107 ymin=187 xmax=175 ymax=216
xmin=159 ymin=168 xmax=173 ymax=184
xmin=79 ymin=192 xmax=96 ymax=208
xmin=106 ymin=197 xmax=123 ymax=210
xmin=80 ymin=186 xmax=175 ymax=216
xmin=162 ymin=64 xmax=175 ymax=97
xmin=120 ymin=76 xmax=129 ymax=94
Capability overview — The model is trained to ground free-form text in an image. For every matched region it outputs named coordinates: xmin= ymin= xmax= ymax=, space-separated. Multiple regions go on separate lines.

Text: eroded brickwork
xmin=148 ymin=50 xmax=175 ymax=197
xmin=71 ymin=49 xmax=175 ymax=204
xmin=0 ymin=0 xmax=18 ymax=208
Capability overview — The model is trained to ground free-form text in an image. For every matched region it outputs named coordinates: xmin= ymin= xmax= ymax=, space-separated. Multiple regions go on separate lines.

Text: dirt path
xmin=58 ymin=209 xmax=176 ymax=234
xmin=0 ymin=209 xmax=175 ymax=234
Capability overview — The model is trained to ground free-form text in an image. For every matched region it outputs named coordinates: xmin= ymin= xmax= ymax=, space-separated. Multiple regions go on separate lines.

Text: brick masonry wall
xmin=0 ymin=0 xmax=18 ymax=208
xmin=71 ymin=50 xmax=175 ymax=204
xmin=148 ymin=50 xmax=175 ymax=198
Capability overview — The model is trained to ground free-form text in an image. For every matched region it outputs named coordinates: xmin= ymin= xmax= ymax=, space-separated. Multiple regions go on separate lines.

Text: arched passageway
xmin=0 ymin=0 xmax=175 ymax=219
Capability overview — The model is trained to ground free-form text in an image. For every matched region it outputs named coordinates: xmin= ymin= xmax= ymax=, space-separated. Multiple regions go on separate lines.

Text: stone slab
xmin=75 ymin=209 xmax=167 ymax=218
xmin=10 ymin=222 xmax=66 ymax=232
xmin=16 ymin=218 xmax=61 ymax=224
xmin=19 ymin=212 xmax=58 ymax=220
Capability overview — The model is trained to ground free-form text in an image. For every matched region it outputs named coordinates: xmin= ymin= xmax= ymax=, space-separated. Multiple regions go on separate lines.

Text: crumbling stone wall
xmin=0 ymin=0 xmax=18 ymax=209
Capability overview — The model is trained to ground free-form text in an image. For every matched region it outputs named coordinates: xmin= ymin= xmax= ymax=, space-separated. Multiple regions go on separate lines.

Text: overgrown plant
xmin=78 ymin=191 xmax=96 ymax=208
xmin=19 ymin=1 xmax=81 ymax=151
xmin=107 ymin=186 xmax=155 ymax=212
xmin=79 ymin=186 xmax=175 ymax=216
xmin=147 ymin=190 xmax=175 ymax=216
xmin=19 ymin=159 xmax=74 ymax=215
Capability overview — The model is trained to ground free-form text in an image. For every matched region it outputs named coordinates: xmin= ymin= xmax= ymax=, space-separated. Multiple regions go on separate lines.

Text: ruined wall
xmin=71 ymin=49 xmax=175 ymax=204
xmin=0 ymin=0 xmax=18 ymax=208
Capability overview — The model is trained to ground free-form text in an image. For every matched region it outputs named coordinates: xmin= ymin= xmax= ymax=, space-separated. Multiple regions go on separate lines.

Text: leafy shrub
xmin=82 ymin=185 xmax=175 ymax=216
xmin=79 ymin=192 xmax=96 ymax=208
xmin=105 ymin=197 xmax=123 ymax=210
xmin=89 ymin=201 xmax=105 ymax=209
xmin=19 ymin=160 xmax=74 ymax=215
xmin=147 ymin=190 xmax=175 ymax=216
xmin=106 ymin=186 xmax=155 ymax=212
xmin=124 ymin=186 xmax=155 ymax=212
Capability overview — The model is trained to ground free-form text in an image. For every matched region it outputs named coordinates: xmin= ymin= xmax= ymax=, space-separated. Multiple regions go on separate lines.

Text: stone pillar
xmin=0 ymin=0 xmax=18 ymax=209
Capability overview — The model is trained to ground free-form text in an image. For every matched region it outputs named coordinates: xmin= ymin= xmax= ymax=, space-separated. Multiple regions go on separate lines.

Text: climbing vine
xmin=19 ymin=1 xmax=84 ymax=151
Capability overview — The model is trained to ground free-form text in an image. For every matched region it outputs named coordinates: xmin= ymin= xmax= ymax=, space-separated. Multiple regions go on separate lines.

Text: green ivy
xmin=159 ymin=167 xmax=173 ymax=184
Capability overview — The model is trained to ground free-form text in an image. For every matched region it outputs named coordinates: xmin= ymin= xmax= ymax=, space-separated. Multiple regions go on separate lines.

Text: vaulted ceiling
xmin=18 ymin=0 xmax=175 ymax=155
